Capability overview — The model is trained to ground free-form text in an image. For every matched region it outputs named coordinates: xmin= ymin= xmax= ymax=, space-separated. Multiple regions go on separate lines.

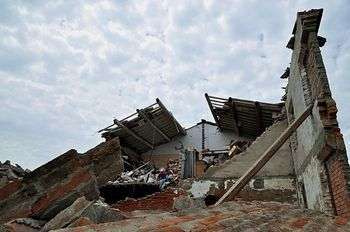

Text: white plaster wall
xmin=189 ymin=177 xmax=295 ymax=198
xmin=302 ymin=156 xmax=326 ymax=211
xmin=189 ymin=180 xmax=219 ymax=198
xmin=222 ymin=177 xmax=295 ymax=191
xmin=142 ymin=123 xmax=246 ymax=156
xmin=259 ymin=178 xmax=295 ymax=191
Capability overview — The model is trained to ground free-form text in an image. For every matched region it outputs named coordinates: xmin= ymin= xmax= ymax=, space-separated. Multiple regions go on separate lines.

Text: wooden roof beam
xmin=113 ymin=118 xmax=154 ymax=149
xmin=255 ymin=101 xmax=264 ymax=135
xmin=137 ymin=109 xmax=171 ymax=142
xmin=156 ymin=98 xmax=186 ymax=135
xmin=205 ymin=93 xmax=222 ymax=130
xmin=229 ymin=97 xmax=240 ymax=136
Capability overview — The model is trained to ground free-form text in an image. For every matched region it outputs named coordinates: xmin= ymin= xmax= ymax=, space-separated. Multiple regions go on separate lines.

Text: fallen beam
xmin=255 ymin=101 xmax=263 ymax=135
xmin=156 ymin=98 xmax=186 ymax=135
xmin=215 ymin=103 xmax=314 ymax=206
xmin=113 ymin=119 xmax=154 ymax=149
xmin=205 ymin=93 xmax=222 ymax=129
xmin=229 ymin=97 xmax=240 ymax=135
xmin=137 ymin=109 xmax=171 ymax=142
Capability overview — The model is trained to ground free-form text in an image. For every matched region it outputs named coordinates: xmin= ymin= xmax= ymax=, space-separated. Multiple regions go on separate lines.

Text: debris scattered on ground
xmin=52 ymin=200 xmax=350 ymax=232
xmin=110 ymin=159 xmax=180 ymax=188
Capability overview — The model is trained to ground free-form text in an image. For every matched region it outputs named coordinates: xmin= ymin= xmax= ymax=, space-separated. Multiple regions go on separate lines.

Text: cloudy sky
xmin=1 ymin=0 xmax=349 ymax=170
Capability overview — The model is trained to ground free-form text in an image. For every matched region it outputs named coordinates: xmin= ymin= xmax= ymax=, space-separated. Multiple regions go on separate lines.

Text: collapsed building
xmin=0 ymin=8 xmax=349 ymax=232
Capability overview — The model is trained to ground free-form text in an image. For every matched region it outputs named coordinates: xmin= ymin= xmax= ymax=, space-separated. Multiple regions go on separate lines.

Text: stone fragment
xmin=42 ymin=197 xmax=126 ymax=231
xmin=41 ymin=197 xmax=93 ymax=232
xmin=173 ymin=195 xmax=195 ymax=211
xmin=80 ymin=200 xmax=126 ymax=224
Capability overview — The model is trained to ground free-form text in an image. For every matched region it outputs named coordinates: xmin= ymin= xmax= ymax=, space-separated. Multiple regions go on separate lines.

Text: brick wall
xmin=142 ymin=153 xmax=180 ymax=168
xmin=305 ymin=21 xmax=350 ymax=216
xmin=286 ymin=9 xmax=350 ymax=216
xmin=327 ymin=155 xmax=350 ymax=216
xmin=112 ymin=188 xmax=186 ymax=212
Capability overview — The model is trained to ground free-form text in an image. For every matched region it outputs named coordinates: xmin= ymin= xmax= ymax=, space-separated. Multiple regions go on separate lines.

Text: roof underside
xmin=99 ymin=99 xmax=186 ymax=154
xmin=205 ymin=94 xmax=283 ymax=138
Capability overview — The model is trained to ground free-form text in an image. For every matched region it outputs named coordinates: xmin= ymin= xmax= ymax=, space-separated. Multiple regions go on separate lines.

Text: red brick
xmin=31 ymin=168 xmax=92 ymax=215
xmin=0 ymin=180 xmax=21 ymax=201
xmin=289 ymin=217 xmax=309 ymax=229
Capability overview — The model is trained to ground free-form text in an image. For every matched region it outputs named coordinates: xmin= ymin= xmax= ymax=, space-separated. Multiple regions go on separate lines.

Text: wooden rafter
xmin=156 ymin=98 xmax=186 ymax=135
xmin=137 ymin=109 xmax=171 ymax=142
xmin=113 ymin=118 xmax=154 ymax=149
xmin=229 ymin=97 xmax=240 ymax=135
xmin=205 ymin=93 xmax=221 ymax=129
xmin=254 ymin=101 xmax=263 ymax=135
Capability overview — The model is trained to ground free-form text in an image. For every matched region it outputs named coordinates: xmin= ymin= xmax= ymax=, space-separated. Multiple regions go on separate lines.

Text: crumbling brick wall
xmin=286 ymin=9 xmax=350 ymax=216
xmin=0 ymin=137 xmax=124 ymax=223
xmin=112 ymin=188 xmax=186 ymax=212
xmin=0 ymin=150 xmax=99 ymax=223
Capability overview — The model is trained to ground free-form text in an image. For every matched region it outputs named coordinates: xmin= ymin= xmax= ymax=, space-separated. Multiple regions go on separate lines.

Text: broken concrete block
xmin=80 ymin=200 xmax=126 ymax=224
xmin=42 ymin=197 xmax=126 ymax=231
xmin=41 ymin=197 xmax=93 ymax=232
xmin=0 ymin=150 xmax=99 ymax=223
xmin=173 ymin=195 xmax=195 ymax=211
xmin=80 ymin=137 xmax=123 ymax=187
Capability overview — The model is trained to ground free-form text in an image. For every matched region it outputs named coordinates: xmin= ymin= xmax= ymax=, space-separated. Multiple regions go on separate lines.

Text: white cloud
xmin=0 ymin=0 xmax=349 ymax=169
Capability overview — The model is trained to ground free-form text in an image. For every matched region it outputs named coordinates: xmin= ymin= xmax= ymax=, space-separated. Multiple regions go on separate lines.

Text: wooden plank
xmin=113 ymin=118 xmax=154 ymax=149
xmin=205 ymin=93 xmax=222 ymax=129
xmin=255 ymin=101 xmax=264 ymax=135
xmin=137 ymin=109 xmax=171 ymax=142
xmin=229 ymin=98 xmax=240 ymax=136
xmin=156 ymin=98 xmax=186 ymax=135
xmin=208 ymin=95 xmax=229 ymax=101
xmin=214 ymin=103 xmax=314 ymax=206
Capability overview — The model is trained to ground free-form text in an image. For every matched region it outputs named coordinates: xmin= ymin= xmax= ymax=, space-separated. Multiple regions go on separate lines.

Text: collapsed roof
xmin=99 ymin=98 xmax=186 ymax=153
xmin=205 ymin=93 xmax=283 ymax=138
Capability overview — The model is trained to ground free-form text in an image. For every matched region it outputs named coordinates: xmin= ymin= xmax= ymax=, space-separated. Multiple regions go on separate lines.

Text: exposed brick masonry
xmin=113 ymin=188 xmax=186 ymax=212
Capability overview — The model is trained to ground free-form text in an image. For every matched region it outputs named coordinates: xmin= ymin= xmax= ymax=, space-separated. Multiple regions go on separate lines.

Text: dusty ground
xmin=55 ymin=200 xmax=350 ymax=232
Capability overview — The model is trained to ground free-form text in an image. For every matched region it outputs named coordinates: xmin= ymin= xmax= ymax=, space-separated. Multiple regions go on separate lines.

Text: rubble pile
xmin=0 ymin=138 xmax=123 ymax=229
xmin=0 ymin=137 xmax=189 ymax=231
xmin=0 ymin=160 xmax=30 ymax=188
xmin=111 ymin=162 xmax=155 ymax=184
xmin=110 ymin=158 xmax=181 ymax=185
xmin=46 ymin=200 xmax=350 ymax=232
xmin=0 ymin=149 xmax=100 ymax=223
xmin=167 ymin=158 xmax=181 ymax=181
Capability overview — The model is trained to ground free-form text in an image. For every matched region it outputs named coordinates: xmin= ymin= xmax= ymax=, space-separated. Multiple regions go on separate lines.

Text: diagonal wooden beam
xmin=113 ymin=119 xmax=154 ymax=149
xmin=229 ymin=97 xmax=240 ymax=135
xmin=205 ymin=93 xmax=221 ymax=129
xmin=137 ymin=109 xmax=171 ymax=142
xmin=156 ymin=98 xmax=186 ymax=135
xmin=215 ymin=103 xmax=314 ymax=206
xmin=255 ymin=101 xmax=264 ymax=135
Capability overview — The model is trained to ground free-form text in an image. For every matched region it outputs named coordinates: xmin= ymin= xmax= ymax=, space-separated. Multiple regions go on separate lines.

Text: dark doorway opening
xmin=100 ymin=183 xmax=160 ymax=204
